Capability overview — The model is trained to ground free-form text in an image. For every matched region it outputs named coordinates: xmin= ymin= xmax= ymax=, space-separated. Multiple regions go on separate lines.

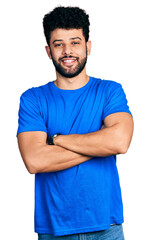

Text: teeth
xmin=63 ymin=59 xmax=75 ymax=63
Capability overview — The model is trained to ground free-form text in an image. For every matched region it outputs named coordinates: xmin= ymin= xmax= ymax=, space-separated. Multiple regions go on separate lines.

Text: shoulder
xmin=20 ymin=82 xmax=51 ymax=100
xmin=91 ymin=77 xmax=122 ymax=92
xmin=91 ymin=76 xmax=120 ymax=85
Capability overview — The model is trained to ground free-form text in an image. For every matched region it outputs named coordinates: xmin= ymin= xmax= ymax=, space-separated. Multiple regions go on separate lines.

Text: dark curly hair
xmin=43 ymin=6 xmax=90 ymax=46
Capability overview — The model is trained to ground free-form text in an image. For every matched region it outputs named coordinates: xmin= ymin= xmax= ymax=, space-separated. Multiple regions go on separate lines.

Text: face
xmin=46 ymin=29 xmax=91 ymax=78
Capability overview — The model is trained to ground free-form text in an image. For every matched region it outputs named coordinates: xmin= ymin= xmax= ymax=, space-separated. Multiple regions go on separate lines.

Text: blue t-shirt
xmin=17 ymin=77 xmax=132 ymax=236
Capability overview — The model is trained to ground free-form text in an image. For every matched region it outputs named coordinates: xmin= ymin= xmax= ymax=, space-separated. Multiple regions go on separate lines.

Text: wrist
xmin=47 ymin=133 xmax=61 ymax=145
xmin=53 ymin=134 xmax=59 ymax=145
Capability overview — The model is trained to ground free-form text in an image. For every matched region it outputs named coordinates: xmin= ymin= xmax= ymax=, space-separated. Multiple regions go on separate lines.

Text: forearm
xmin=20 ymin=141 xmax=91 ymax=174
xmin=54 ymin=124 xmax=131 ymax=157
xmin=54 ymin=130 xmax=115 ymax=157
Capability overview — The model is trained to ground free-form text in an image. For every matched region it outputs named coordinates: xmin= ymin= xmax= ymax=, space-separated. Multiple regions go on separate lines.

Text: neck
xmin=54 ymin=68 xmax=89 ymax=90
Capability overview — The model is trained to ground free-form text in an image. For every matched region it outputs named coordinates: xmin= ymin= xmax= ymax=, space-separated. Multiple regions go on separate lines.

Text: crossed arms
xmin=17 ymin=112 xmax=133 ymax=174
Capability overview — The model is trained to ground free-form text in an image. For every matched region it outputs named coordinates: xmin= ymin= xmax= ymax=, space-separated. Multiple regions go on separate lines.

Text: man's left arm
xmin=54 ymin=112 xmax=134 ymax=157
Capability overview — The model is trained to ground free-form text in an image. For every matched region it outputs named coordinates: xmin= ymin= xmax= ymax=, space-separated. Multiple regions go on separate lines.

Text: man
xmin=17 ymin=6 xmax=133 ymax=240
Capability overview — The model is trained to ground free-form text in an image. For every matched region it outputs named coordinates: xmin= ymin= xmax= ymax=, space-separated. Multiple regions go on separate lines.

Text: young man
xmin=17 ymin=6 xmax=133 ymax=240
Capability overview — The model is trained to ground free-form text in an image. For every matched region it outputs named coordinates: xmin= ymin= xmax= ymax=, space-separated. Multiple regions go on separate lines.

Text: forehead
xmin=50 ymin=28 xmax=84 ymax=43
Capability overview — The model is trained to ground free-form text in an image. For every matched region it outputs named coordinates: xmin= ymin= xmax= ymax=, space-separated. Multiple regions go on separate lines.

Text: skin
xmin=45 ymin=29 xmax=91 ymax=89
xmin=17 ymin=28 xmax=134 ymax=174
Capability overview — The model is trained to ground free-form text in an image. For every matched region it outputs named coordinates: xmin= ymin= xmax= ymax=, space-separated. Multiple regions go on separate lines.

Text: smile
xmin=61 ymin=58 xmax=77 ymax=66
xmin=63 ymin=59 xmax=76 ymax=63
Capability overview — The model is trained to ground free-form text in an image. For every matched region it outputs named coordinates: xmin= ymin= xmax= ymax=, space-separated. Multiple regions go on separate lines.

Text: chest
xmin=40 ymin=87 xmax=106 ymax=136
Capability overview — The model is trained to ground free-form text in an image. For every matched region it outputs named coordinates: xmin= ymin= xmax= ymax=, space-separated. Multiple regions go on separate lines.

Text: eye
xmin=72 ymin=41 xmax=79 ymax=45
xmin=54 ymin=43 xmax=63 ymax=47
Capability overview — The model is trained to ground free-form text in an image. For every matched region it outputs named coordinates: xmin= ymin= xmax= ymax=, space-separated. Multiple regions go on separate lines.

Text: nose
xmin=62 ymin=44 xmax=73 ymax=55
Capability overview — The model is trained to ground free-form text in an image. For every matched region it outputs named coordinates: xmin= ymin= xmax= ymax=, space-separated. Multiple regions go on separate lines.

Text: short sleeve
xmin=17 ymin=89 xmax=47 ymax=135
xmin=102 ymin=81 xmax=132 ymax=121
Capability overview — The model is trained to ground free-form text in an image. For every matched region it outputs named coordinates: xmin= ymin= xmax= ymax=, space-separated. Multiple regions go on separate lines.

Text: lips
xmin=60 ymin=57 xmax=78 ymax=67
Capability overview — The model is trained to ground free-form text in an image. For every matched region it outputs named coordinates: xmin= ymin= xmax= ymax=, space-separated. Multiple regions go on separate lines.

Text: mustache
xmin=59 ymin=56 xmax=79 ymax=61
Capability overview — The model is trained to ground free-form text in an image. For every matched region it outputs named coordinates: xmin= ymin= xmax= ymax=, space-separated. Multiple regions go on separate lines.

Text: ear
xmin=86 ymin=41 xmax=92 ymax=56
xmin=45 ymin=46 xmax=52 ymax=59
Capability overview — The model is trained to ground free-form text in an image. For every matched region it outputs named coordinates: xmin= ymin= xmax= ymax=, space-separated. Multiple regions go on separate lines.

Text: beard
xmin=50 ymin=48 xmax=88 ymax=78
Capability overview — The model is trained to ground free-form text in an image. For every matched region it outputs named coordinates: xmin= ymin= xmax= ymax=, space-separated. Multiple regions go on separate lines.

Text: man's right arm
xmin=17 ymin=131 xmax=91 ymax=174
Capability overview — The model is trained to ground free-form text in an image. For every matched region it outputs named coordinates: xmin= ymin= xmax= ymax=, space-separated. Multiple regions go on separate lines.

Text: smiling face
xmin=46 ymin=28 xmax=91 ymax=78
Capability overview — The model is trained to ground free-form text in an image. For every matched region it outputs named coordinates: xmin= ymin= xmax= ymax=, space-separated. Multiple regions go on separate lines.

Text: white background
xmin=0 ymin=0 xmax=150 ymax=239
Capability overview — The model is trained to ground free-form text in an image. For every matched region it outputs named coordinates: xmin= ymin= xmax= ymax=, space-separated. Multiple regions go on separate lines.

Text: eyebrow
xmin=52 ymin=37 xmax=82 ymax=44
xmin=53 ymin=39 xmax=63 ymax=44
xmin=71 ymin=37 xmax=82 ymax=41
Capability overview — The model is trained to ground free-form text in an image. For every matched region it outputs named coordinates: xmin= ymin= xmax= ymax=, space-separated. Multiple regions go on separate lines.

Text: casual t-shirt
xmin=17 ymin=77 xmax=132 ymax=236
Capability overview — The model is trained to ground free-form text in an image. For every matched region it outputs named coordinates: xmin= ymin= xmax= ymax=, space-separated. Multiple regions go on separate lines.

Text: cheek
xmin=79 ymin=49 xmax=87 ymax=58
xmin=75 ymin=46 xmax=86 ymax=57
xmin=50 ymin=50 xmax=60 ymax=60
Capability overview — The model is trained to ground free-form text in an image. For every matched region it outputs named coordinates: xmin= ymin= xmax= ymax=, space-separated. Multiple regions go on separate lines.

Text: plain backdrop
xmin=0 ymin=0 xmax=150 ymax=239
